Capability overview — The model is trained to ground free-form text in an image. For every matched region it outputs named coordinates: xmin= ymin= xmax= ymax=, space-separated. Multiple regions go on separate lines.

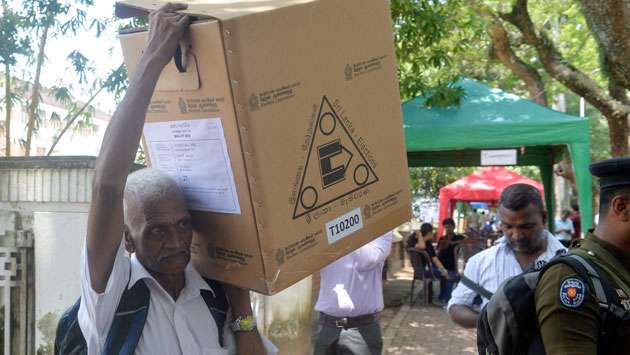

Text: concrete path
xmin=380 ymin=266 xmax=477 ymax=355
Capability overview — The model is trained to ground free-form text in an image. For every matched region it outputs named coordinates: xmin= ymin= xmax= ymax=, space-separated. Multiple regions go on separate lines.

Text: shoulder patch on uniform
xmin=559 ymin=277 xmax=586 ymax=308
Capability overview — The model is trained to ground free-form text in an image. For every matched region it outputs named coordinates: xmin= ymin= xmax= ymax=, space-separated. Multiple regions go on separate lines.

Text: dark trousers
xmin=431 ymin=266 xmax=459 ymax=303
xmin=312 ymin=316 xmax=383 ymax=355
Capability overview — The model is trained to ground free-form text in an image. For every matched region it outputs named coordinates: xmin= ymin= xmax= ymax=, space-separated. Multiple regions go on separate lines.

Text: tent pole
xmin=569 ymin=143 xmax=593 ymax=234
xmin=539 ymin=164 xmax=555 ymax=232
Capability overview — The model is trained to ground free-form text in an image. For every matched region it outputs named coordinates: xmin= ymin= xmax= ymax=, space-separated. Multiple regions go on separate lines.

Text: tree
xmin=0 ymin=1 xmax=30 ymax=156
xmin=20 ymin=0 xmax=95 ymax=156
xmin=391 ymin=0 xmax=485 ymax=105
xmin=46 ymin=63 xmax=126 ymax=155
xmin=409 ymin=167 xmax=475 ymax=198
xmin=482 ymin=0 xmax=629 ymax=156
xmin=2 ymin=0 xmax=128 ymax=157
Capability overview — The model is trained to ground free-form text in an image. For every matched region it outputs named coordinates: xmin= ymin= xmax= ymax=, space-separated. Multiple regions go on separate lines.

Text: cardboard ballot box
xmin=116 ymin=0 xmax=411 ymax=294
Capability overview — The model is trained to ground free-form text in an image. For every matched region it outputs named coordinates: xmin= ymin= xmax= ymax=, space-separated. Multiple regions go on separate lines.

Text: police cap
xmin=589 ymin=157 xmax=630 ymax=189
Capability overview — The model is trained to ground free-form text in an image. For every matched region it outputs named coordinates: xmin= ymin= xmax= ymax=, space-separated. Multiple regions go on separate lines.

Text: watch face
xmin=234 ymin=315 xmax=256 ymax=331
xmin=241 ymin=316 xmax=254 ymax=330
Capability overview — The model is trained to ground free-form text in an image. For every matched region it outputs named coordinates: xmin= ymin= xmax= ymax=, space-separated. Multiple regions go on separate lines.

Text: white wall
xmin=33 ymin=211 xmax=87 ymax=351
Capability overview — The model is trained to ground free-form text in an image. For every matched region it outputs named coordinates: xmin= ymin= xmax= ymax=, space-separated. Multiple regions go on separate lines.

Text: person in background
xmin=436 ymin=218 xmax=465 ymax=303
xmin=313 ymin=232 xmax=393 ymax=355
xmin=569 ymin=202 xmax=581 ymax=240
xmin=448 ymin=184 xmax=565 ymax=328
xmin=554 ymin=209 xmax=575 ymax=247
xmin=407 ymin=223 xmax=452 ymax=281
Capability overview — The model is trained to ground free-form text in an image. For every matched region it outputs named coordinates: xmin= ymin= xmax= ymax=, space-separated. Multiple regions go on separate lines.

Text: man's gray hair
xmin=123 ymin=168 xmax=183 ymax=224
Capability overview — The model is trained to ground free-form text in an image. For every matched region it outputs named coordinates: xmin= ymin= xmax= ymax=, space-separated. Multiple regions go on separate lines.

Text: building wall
xmin=33 ymin=211 xmax=86 ymax=351
xmin=0 ymin=157 xmax=95 ymax=354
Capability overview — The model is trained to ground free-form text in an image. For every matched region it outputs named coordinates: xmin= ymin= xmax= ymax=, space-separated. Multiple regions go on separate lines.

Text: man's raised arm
xmin=86 ymin=4 xmax=190 ymax=292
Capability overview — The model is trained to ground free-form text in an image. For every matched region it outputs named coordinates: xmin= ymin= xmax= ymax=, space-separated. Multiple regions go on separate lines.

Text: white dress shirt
xmin=315 ymin=231 xmax=393 ymax=317
xmin=447 ymin=231 xmax=565 ymax=311
xmin=78 ymin=242 xmax=277 ymax=355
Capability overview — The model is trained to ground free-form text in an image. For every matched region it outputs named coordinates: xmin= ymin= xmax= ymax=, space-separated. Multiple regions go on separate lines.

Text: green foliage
xmin=2 ymin=0 xmax=131 ymax=155
xmin=36 ymin=311 xmax=59 ymax=355
xmin=423 ymin=83 xmax=467 ymax=108
xmin=0 ymin=1 xmax=31 ymax=66
xmin=392 ymin=0 xmax=485 ymax=105
xmin=409 ymin=167 xmax=475 ymax=198
xmin=135 ymin=144 xmax=146 ymax=165
xmin=102 ymin=64 xmax=128 ymax=101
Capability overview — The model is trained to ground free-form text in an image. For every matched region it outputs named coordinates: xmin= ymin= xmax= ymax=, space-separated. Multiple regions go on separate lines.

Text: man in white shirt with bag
xmin=447 ymin=184 xmax=566 ymax=328
xmin=77 ymin=4 xmax=276 ymax=354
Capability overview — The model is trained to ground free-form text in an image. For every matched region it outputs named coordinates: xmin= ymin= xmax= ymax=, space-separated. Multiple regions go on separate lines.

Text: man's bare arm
xmin=86 ymin=4 xmax=190 ymax=292
xmin=448 ymin=305 xmax=479 ymax=328
xmin=224 ymin=285 xmax=266 ymax=355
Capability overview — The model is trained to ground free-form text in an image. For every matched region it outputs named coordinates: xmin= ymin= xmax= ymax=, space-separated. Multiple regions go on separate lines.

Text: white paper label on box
xmin=481 ymin=149 xmax=517 ymax=166
xmin=143 ymin=118 xmax=241 ymax=214
xmin=325 ymin=208 xmax=363 ymax=244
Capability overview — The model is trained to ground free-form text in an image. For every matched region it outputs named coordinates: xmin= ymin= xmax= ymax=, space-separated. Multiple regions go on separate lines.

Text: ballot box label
xmin=326 ymin=207 xmax=363 ymax=244
xmin=143 ymin=118 xmax=241 ymax=214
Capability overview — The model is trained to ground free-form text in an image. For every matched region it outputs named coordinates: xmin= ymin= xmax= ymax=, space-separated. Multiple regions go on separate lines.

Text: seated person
xmin=407 ymin=223 xmax=455 ymax=303
xmin=436 ymin=218 xmax=465 ymax=303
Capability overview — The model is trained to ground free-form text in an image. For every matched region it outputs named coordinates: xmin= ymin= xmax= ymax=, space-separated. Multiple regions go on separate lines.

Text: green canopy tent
xmin=403 ymin=78 xmax=592 ymax=233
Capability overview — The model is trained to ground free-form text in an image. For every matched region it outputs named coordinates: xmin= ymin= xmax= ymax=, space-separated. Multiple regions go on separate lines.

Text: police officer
xmin=536 ymin=157 xmax=630 ymax=354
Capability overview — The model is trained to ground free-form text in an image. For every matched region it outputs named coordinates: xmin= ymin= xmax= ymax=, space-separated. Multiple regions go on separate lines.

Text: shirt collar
xmin=495 ymin=230 xmax=565 ymax=256
xmin=129 ymin=254 xmax=215 ymax=298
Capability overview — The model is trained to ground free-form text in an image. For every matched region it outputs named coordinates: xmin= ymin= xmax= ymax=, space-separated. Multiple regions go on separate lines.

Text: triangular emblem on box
xmin=293 ymin=96 xmax=378 ymax=219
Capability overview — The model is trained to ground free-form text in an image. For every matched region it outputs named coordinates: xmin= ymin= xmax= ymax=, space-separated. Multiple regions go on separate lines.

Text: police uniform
xmin=536 ymin=157 xmax=630 ymax=354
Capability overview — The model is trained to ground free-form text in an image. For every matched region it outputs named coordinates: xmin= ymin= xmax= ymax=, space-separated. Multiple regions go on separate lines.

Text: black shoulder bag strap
xmin=102 ymin=273 xmax=151 ymax=355
xmin=460 ymin=275 xmax=494 ymax=300
xmin=200 ymin=278 xmax=230 ymax=347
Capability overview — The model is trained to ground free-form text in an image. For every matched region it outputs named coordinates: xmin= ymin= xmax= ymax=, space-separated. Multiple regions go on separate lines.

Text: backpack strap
xmin=90 ymin=275 xmax=231 ymax=355
xmin=102 ymin=279 xmax=151 ymax=355
xmin=54 ymin=298 xmax=86 ymax=355
xmin=200 ymin=278 xmax=230 ymax=347
xmin=460 ymin=275 xmax=494 ymax=300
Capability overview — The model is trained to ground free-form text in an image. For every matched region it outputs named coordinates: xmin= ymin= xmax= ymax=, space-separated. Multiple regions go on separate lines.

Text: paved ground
xmin=380 ymin=266 xmax=477 ymax=355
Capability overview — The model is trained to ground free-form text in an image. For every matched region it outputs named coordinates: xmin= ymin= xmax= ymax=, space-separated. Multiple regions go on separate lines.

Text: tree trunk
xmin=606 ymin=112 xmax=629 ymax=156
xmin=578 ymin=0 xmax=630 ymax=91
xmin=46 ymin=84 xmax=104 ymax=156
xmin=24 ymin=20 xmax=50 ymax=157
xmin=487 ymin=17 xmax=548 ymax=106
xmin=501 ymin=0 xmax=630 ymax=156
xmin=608 ymin=80 xmax=630 ymax=156
xmin=4 ymin=64 xmax=11 ymax=157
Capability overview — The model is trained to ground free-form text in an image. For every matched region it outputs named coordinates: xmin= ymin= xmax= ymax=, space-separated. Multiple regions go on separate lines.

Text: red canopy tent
xmin=437 ymin=167 xmax=544 ymax=236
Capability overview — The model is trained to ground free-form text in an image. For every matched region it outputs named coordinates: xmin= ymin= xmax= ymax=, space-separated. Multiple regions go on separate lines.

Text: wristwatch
xmin=230 ymin=314 xmax=257 ymax=332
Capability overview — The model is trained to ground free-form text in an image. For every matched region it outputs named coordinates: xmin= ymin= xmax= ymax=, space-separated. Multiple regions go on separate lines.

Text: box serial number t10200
xmin=325 ymin=208 xmax=364 ymax=244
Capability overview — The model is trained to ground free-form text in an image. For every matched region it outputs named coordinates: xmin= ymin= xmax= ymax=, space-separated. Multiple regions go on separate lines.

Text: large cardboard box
xmin=116 ymin=0 xmax=411 ymax=294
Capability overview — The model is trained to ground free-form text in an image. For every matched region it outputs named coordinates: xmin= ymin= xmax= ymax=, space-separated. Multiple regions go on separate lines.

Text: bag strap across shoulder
xmin=102 ymin=278 xmax=151 ymax=355
xmin=460 ymin=275 xmax=494 ymax=300
xmin=200 ymin=278 xmax=229 ymax=347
